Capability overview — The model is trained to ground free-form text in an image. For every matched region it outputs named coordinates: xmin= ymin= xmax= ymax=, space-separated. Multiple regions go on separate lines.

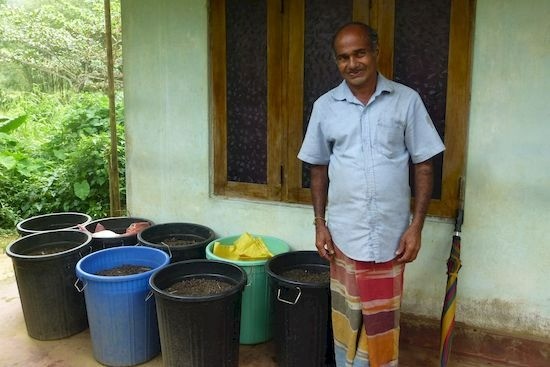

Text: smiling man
xmin=298 ymin=22 xmax=445 ymax=367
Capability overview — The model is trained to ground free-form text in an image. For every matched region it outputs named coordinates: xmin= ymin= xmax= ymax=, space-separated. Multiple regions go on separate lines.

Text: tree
xmin=0 ymin=0 xmax=122 ymax=92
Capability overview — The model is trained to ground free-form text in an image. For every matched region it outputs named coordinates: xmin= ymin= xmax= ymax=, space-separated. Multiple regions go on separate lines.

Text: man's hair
xmin=332 ymin=22 xmax=379 ymax=54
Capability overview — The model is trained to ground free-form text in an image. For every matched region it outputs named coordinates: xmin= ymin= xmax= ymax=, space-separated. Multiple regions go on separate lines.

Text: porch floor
xmin=0 ymin=253 xmax=512 ymax=367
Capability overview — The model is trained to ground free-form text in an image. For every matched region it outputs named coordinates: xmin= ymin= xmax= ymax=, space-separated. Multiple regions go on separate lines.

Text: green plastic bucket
xmin=205 ymin=234 xmax=290 ymax=344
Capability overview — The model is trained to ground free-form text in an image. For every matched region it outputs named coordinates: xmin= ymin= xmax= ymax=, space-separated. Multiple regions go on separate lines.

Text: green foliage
xmin=0 ymin=92 xmax=125 ymax=228
xmin=0 ymin=0 xmax=125 ymax=229
xmin=0 ymin=114 xmax=27 ymax=133
xmin=0 ymin=0 xmax=122 ymax=92
xmin=0 ymin=228 xmax=18 ymax=253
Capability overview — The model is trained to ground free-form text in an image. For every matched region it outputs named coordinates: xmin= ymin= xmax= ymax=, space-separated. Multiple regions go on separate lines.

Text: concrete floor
xmin=0 ymin=252 xmax=279 ymax=367
xmin=0 ymin=252 xmax=508 ymax=367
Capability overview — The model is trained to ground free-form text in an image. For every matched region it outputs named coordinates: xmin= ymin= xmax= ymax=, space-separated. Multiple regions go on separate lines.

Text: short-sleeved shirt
xmin=298 ymin=74 xmax=445 ymax=262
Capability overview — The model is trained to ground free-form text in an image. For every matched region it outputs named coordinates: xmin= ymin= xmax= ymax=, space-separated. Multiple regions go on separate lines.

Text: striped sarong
xmin=330 ymin=245 xmax=404 ymax=367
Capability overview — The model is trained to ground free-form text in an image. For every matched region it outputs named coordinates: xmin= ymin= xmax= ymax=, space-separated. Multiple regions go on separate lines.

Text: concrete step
xmin=400 ymin=343 xmax=520 ymax=367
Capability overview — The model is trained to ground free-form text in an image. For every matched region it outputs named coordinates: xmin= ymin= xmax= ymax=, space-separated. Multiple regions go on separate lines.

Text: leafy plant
xmin=0 ymin=228 xmax=18 ymax=253
xmin=0 ymin=0 xmax=125 ymax=229
xmin=0 ymin=92 xmax=125 ymax=228
xmin=0 ymin=114 xmax=27 ymax=133
xmin=0 ymin=0 xmax=122 ymax=92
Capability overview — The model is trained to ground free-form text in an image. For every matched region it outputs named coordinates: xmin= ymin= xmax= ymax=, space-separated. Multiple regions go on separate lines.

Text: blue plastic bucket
xmin=76 ymin=246 xmax=170 ymax=366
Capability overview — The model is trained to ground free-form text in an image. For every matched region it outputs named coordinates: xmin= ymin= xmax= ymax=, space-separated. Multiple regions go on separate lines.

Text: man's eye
xmin=336 ymin=55 xmax=348 ymax=63
xmin=355 ymin=50 xmax=367 ymax=58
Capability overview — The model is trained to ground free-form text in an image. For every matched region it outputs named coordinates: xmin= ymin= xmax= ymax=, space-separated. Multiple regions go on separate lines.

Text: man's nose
xmin=348 ymin=56 xmax=358 ymax=68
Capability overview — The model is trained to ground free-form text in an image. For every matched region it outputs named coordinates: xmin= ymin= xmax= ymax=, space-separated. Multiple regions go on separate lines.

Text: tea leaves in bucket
xmin=281 ymin=268 xmax=330 ymax=284
xmin=161 ymin=234 xmax=204 ymax=247
xmin=25 ymin=243 xmax=78 ymax=255
xmin=166 ymin=277 xmax=232 ymax=297
xmin=96 ymin=265 xmax=152 ymax=276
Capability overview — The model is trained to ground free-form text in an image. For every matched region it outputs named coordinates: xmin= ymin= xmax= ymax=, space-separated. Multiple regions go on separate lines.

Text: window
xmin=210 ymin=0 xmax=474 ymax=218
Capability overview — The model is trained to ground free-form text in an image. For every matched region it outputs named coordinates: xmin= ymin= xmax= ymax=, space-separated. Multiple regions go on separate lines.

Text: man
xmin=298 ymin=22 xmax=445 ymax=367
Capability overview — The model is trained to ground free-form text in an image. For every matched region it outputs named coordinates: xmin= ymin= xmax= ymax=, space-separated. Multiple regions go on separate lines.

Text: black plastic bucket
xmin=16 ymin=212 xmax=92 ymax=237
xmin=6 ymin=229 xmax=92 ymax=340
xmin=149 ymin=260 xmax=247 ymax=367
xmin=138 ymin=222 xmax=216 ymax=262
xmin=84 ymin=216 xmax=154 ymax=252
xmin=266 ymin=251 xmax=335 ymax=367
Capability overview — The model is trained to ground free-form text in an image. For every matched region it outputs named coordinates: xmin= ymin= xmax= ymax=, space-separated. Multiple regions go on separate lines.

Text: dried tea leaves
xmin=96 ymin=264 xmax=152 ymax=276
xmin=165 ymin=278 xmax=233 ymax=297
xmin=281 ymin=268 xmax=329 ymax=284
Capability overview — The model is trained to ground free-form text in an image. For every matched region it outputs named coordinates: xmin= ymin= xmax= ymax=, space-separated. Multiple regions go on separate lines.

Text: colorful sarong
xmin=330 ymin=245 xmax=404 ymax=367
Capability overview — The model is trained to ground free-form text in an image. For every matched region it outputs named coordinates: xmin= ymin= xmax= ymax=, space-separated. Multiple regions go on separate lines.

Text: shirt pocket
xmin=375 ymin=117 xmax=406 ymax=159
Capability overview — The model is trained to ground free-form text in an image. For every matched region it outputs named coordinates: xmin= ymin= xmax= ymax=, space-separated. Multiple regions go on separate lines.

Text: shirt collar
xmin=331 ymin=73 xmax=393 ymax=104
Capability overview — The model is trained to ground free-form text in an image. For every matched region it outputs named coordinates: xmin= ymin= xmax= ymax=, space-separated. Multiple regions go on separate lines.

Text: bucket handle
xmin=79 ymin=245 xmax=93 ymax=258
xmin=145 ymin=290 xmax=154 ymax=302
xmin=160 ymin=242 xmax=173 ymax=259
xmin=74 ymin=279 xmax=87 ymax=292
xmin=277 ymin=286 xmax=302 ymax=305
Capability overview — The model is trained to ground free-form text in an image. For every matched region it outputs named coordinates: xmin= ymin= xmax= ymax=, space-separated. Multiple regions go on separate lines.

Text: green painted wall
xmin=121 ymin=0 xmax=550 ymax=337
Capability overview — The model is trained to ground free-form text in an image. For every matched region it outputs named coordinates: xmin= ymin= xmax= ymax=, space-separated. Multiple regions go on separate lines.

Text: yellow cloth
xmin=213 ymin=232 xmax=273 ymax=261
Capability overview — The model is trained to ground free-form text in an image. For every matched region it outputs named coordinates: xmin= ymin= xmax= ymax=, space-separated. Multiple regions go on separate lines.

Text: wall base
xmin=400 ymin=313 xmax=550 ymax=367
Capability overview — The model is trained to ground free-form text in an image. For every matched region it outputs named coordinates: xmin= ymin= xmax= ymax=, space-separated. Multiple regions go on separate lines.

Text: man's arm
xmin=395 ymin=159 xmax=434 ymax=263
xmin=310 ymin=164 xmax=334 ymax=260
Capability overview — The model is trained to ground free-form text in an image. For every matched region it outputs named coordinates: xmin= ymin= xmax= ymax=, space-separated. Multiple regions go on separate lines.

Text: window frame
xmin=210 ymin=0 xmax=474 ymax=218
xmin=369 ymin=0 xmax=475 ymax=217
xmin=210 ymin=0 xmax=284 ymax=201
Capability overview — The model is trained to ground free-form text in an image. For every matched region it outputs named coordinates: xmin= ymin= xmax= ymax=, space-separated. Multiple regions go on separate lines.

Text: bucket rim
xmin=84 ymin=216 xmax=154 ymax=238
xmin=85 ymin=215 xmax=153 ymax=224
xmin=16 ymin=212 xmax=92 ymax=234
xmin=137 ymin=222 xmax=215 ymax=251
xmin=149 ymin=259 xmax=247 ymax=303
xmin=266 ymin=250 xmax=330 ymax=288
xmin=6 ymin=229 xmax=93 ymax=260
xmin=76 ymin=246 xmax=170 ymax=282
xmin=205 ymin=234 xmax=290 ymax=266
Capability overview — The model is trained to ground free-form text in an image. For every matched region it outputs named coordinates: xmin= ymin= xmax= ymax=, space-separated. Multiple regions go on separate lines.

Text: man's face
xmin=333 ymin=26 xmax=378 ymax=90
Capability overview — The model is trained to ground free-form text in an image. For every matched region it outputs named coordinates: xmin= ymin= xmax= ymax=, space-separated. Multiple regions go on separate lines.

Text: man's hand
xmin=310 ymin=164 xmax=333 ymax=261
xmin=315 ymin=223 xmax=335 ymax=261
xmin=395 ymin=224 xmax=422 ymax=263
xmin=395 ymin=159 xmax=434 ymax=263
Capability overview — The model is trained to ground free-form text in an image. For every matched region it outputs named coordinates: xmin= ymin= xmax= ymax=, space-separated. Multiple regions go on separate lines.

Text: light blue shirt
xmin=298 ymin=74 xmax=445 ymax=262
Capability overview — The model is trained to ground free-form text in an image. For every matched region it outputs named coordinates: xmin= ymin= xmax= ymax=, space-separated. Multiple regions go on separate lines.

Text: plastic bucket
xmin=266 ymin=251 xmax=335 ymax=367
xmin=76 ymin=246 xmax=170 ymax=367
xmin=206 ymin=235 xmax=290 ymax=344
xmin=16 ymin=212 xmax=92 ymax=237
xmin=150 ymin=260 xmax=247 ymax=367
xmin=138 ymin=222 xmax=216 ymax=262
xmin=6 ymin=229 xmax=92 ymax=340
xmin=84 ymin=216 xmax=154 ymax=252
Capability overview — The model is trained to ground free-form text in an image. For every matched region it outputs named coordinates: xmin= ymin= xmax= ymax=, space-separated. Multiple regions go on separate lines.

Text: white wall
xmin=454 ymin=0 xmax=550 ymax=335
xmin=121 ymin=0 xmax=550 ymax=337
